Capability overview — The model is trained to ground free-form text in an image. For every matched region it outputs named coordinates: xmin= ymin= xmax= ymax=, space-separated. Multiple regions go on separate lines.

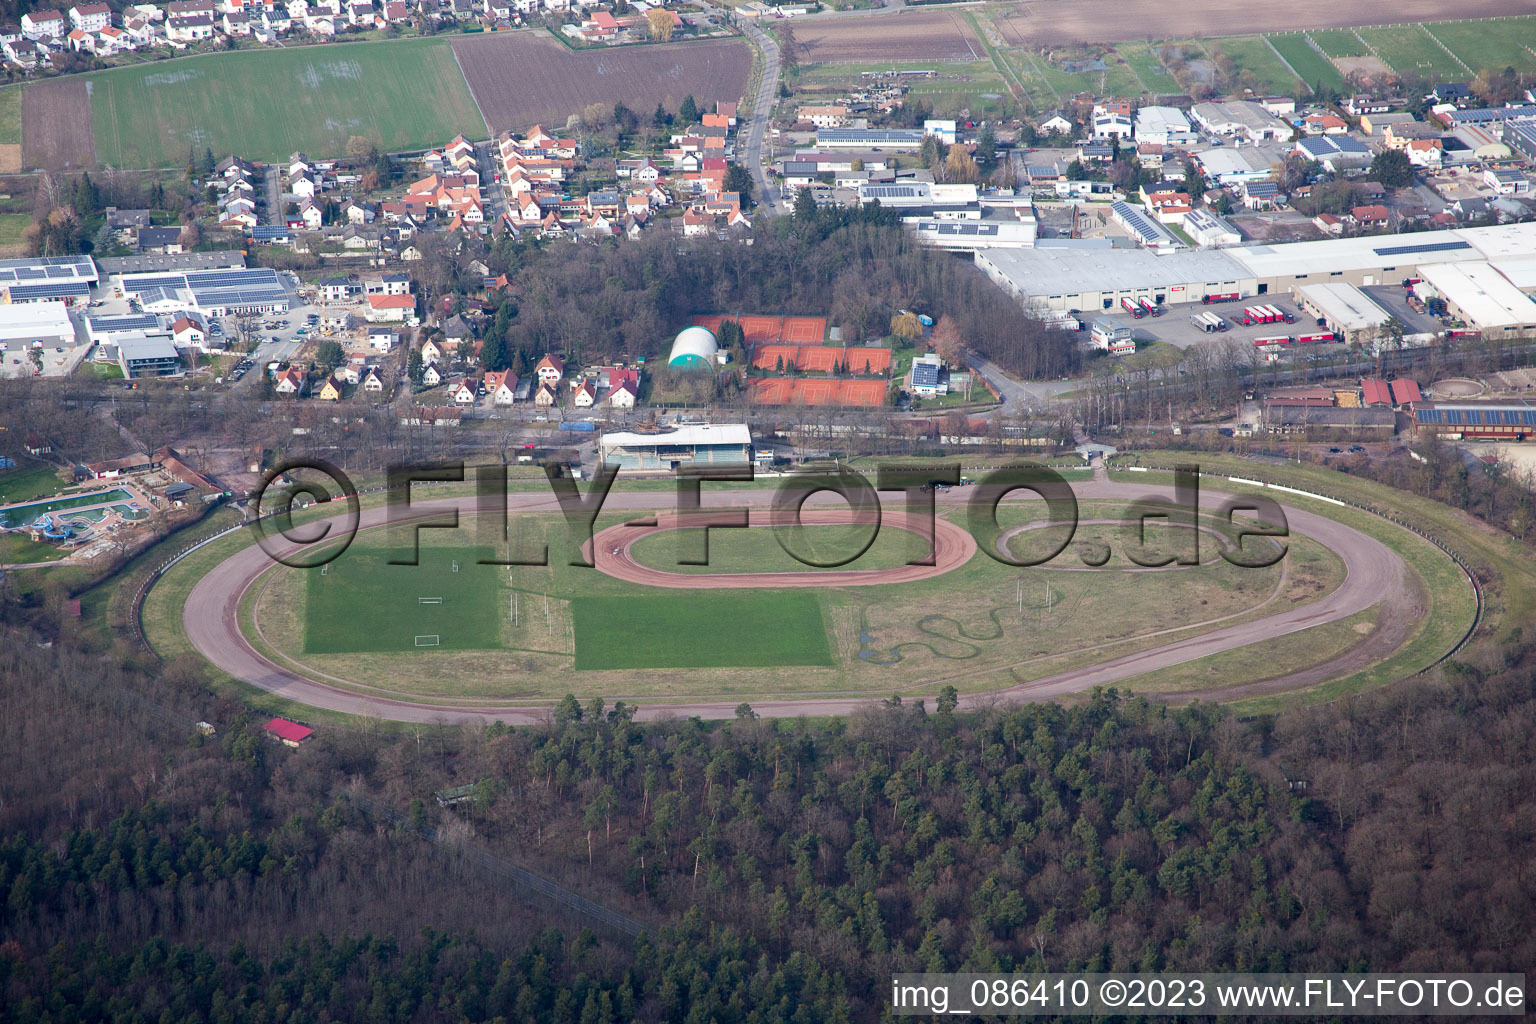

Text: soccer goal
xmin=418 ymin=597 xmax=443 ymax=605
xmin=414 ymin=635 xmax=441 ymax=647
xmin=320 ymin=565 xmax=329 ymax=575
xmin=451 ymin=560 xmax=460 ymax=573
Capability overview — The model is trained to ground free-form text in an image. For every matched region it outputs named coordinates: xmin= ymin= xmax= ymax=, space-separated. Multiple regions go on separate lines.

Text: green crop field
xmin=571 ymin=592 xmax=833 ymax=671
xmin=304 ymin=542 xmax=504 ymax=653
xmin=1357 ymin=25 xmax=1466 ymax=82
xmin=627 ymin=523 xmax=928 ymax=575
xmin=1265 ymin=34 xmax=1344 ymax=92
xmin=0 ymin=87 xmax=20 ymax=146
xmin=1426 ymin=18 xmax=1536 ymax=76
xmin=85 ymin=36 xmax=487 ymax=168
xmin=1207 ymin=35 xmax=1298 ymax=93
xmin=1305 ymin=28 xmax=1368 ymax=59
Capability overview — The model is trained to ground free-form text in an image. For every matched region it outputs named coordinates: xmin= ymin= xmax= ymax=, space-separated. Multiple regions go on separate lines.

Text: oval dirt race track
xmin=182 ymin=479 xmax=1426 ymax=724
xmin=586 ymin=508 xmax=976 ymax=589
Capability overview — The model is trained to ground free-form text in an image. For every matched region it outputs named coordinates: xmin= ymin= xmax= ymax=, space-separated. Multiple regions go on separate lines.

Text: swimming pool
xmin=0 ymin=489 xmax=133 ymax=530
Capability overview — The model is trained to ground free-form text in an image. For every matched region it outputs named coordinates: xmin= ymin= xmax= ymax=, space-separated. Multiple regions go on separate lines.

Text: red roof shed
xmin=1389 ymin=379 xmax=1423 ymax=405
xmin=1361 ymin=378 xmax=1393 ymax=407
xmin=263 ymin=717 xmax=314 ymax=747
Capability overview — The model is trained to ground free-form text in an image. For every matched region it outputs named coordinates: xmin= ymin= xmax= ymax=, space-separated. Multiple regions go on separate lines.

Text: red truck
xmin=1252 ymin=335 xmax=1292 ymax=347
xmin=1139 ymin=298 xmax=1161 ymax=317
xmin=1294 ymin=332 xmax=1337 ymax=344
xmin=1203 ymin=292 xmax=1240 ymax=304
xmin=1121 ymin=297 xmax=1144 ymax=319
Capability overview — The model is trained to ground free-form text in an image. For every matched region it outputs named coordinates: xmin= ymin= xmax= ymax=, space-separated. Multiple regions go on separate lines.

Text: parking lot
xmin=1088 ymin=296 xmax=1318 ymax=351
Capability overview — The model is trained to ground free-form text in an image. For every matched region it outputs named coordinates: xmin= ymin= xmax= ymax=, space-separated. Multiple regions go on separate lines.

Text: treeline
xmin=5 ymin=614 xmax=1536 ymax=1020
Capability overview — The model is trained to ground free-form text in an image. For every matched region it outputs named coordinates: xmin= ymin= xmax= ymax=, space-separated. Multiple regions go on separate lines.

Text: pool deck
xmin=0 ymin=482 xmax=154 ymax=534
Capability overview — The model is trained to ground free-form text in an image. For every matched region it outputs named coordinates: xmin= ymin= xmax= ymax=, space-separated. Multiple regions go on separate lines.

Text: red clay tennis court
xmin=749 ymin=345 xmax=892 ymax=373
xmin=690 ymin=314 xmax=829 ymax=346
xmin=748 ymin=378 xmax=889 ymax=406
xmin=781 ymin=317 xmax=827 ymax=343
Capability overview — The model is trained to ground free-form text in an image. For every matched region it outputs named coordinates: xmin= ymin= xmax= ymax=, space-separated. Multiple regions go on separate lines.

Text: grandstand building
xmin=599 ymin=424 xmax=753 ymax=470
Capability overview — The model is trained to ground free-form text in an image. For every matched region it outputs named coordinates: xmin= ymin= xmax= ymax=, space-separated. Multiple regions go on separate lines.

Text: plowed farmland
xmin=788 ymin=10 xmax=981 ymax=63
xmin=21 ymin=79 xmax=92 ymax=171
xmin=991 ymin=0 xmax=1536 ymax=46
xmin=452 ymin=33 xmax=750 ymax=133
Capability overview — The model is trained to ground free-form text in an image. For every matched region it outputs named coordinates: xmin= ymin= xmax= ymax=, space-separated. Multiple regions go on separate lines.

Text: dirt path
xmin=182 ymin=481 xmax=1425 ymax=723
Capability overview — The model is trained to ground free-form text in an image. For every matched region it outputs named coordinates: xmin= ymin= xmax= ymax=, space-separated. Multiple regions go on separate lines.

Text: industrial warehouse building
xmin=599 ymin=424 xmax=752 ymax=470
xmin=1415 ymin=400 xmax=1536 ymax=440
xmin=0 ymin=254 xmax=98 ymax=305
xmin=0 ymin=302 xmax=78 ymax=350
xmin=1294 ymin=283 xmax=1394 ymax=343
xmin=976 ymin=223 xmax=1536 ymax=337
xmin=117 ymin=266 xmax=290 ymax=317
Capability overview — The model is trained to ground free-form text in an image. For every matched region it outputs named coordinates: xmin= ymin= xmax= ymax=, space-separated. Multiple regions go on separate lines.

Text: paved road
xmin=967 ymin=353 xmax=1079 ymax=413
xmin=182 ymin=477 xmax=1421 ymax=724
xmin=690 ymin=0 xmax=781 ymax=216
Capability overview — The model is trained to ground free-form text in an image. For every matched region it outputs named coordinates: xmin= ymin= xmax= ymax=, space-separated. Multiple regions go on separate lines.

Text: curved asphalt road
xmin=183 ymin=477 xmax=1413 ymax=724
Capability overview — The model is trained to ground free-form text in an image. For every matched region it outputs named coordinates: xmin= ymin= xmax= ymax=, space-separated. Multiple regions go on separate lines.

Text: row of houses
xmin=8 ymin=0 xmax=613 ymax=61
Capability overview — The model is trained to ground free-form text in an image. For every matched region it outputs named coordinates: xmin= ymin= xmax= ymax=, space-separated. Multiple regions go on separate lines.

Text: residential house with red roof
xmin=534 ymin=353 xmax=564 ymax=385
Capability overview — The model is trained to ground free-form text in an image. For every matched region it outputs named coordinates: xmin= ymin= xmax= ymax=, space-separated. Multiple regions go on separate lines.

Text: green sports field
xmin=570 ymin=592 xmax=833 ymax=671
xmin=83 ymin=36 xmax=487 ymax=168
xmin=1424 ymin=18 xmax=1536 ymax=76
xmin=1303 ymin=28 xmax=1367 ymax=59
xmin=1357 ymin=25 xmax=1466 ymax=83
xmin=304 ymin=542 xmax=504 ymax=653
xmin=1264 ymin=34 xmax=1345 ymax=92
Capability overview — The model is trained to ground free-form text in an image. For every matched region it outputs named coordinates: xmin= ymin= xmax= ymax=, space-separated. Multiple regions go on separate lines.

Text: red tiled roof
xmin=1389 ymin=378 xmax=1422 ymax=405
xmin=1361 ymin=378 xmax=1393 ymax=406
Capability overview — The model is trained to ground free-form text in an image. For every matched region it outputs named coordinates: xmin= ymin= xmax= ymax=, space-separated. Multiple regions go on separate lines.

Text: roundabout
xmin=166 ymin=467 xmax=1467 ymax=723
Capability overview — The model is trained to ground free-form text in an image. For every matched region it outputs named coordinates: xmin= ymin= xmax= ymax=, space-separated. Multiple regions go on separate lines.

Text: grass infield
xmin=569 ymin=592 xmax=833 ymax=671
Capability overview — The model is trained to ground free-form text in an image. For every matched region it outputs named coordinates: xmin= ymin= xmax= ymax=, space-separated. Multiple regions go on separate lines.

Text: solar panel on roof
xmin=1373 ymin=240 xmax=1472 ymax=257
xmin=124 ymin=274 xmax=189 ymax=292
xmin=7 ymin=282 xmax=88 ymax=298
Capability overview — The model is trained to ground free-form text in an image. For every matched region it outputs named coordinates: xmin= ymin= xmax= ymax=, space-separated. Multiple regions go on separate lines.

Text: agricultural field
xmin=73 ymin=36 xmax=486 ymax=168
xmin=785 ymin=9 xmax=982 ymax=63
xmin=1265 ymin=34 xmax=1346 ymax=92
xmin=21 ymin=78 xmax=92 ymax=171
xmin=1356 ymin=25 xmax=1467 ymax=82
xmin=452 ymin=33 xmax=751 ymax=134
xmin=984 ymin=0 xmax=1536 ymax=47
xmin=1424 ymin=17 xmax=1536 ymax=75
xmin=0 ymin=87 xmax=19 ymax=174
